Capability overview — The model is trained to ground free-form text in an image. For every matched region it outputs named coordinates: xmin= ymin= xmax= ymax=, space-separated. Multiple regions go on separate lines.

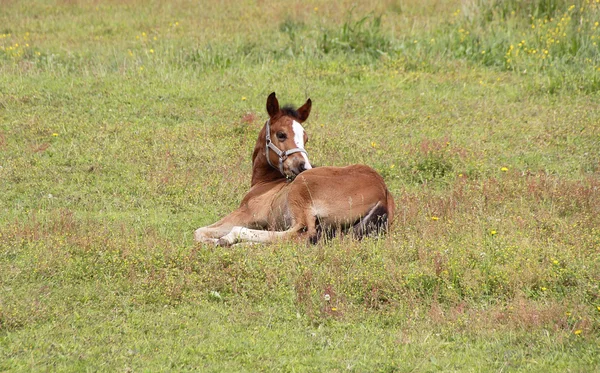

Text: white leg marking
xmin=194 ymin=226 xmax=228 ymax=245
xmin=219 ymin=226 xmax=296 ymax=245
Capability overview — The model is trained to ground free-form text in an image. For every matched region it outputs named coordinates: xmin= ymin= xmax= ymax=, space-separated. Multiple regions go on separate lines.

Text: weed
xmin=318 ymin=13 xmax=392 ymax=59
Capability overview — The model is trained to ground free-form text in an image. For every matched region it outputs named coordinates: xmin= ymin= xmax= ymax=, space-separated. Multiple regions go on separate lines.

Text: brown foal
xmin=194 ymin=92 xmax=395 ymax=246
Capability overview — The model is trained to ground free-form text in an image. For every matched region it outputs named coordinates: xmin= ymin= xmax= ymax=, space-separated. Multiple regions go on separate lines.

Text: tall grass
xmin=1 ymin=1 xmax=598 ymax=92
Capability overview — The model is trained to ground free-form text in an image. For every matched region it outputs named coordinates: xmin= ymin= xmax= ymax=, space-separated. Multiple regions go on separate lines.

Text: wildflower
xmin=314 ymin=7 xmax=318 ymax=11
xmin=565 ymin=311 xmax=571 ymax=316
xmin=149 ymin=49 xmax=154 ymax=53
xmin=209 ymin=290 xmax=222 ymax=300
xmin=541 ymin=287 xmax=547 ymax=291
xmin=574 ymin=329 xmax=582 ymax=335
xmin=370 ymin=141 xmax=377 ymax=148
xmin=241 ymin=96 xmax=246 ymax=101
xmin=597 ymin=306 xmax=600 ymax=312
xmin=324 ymin=294 xmax=330 ymax=301
xmin=431 ymin=216 xmax=439 ymax=221
xmin=52 ymin=133 xmax=58 ymax=137
xmin=490 ymin=230 xmax=497 ymax=235
xmin=501 ymin=167 xmax=508 ymax=172
xmin=390 ymin=164 xmax=395 ymax=169
xmin=331 ymin=307 xmax=337 ymax=311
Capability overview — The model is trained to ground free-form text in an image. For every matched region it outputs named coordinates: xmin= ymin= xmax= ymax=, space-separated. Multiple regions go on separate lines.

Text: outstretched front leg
xmin=217 ymin=224 xmax=305 ymax=247
xmin=194 ymin=208 xmax=256 ymax=245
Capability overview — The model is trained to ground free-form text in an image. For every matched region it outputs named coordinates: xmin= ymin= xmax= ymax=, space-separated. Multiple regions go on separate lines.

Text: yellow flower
xmin=314 ymin=7 xmax=318 ymax=11
xmin=52 ymin=133 xmax=59 ymax=137
xmin=541 ymin=287 xmax=547 ymax=291
xmin=574 ymin=329 xmax=582 ymax=335
xmin=149 ymin=49 xmax=154 ymax=53
xmin=501 ymin=167 xmax=508 ymax=172
xmin=370 ymin=141 xmax=377 ymax=148
xmin=331 ymin=307 xmax=337 ymax=311
xmin=490 ymin=230 xmax=497 ymax=235
xmin=431 ymin=216 xmax=439 ymax=221
xmin=241 ymin=96 xmax=247 ymax=101
xmin=597 ymin=306 xmax=600 ymax=312
xmin=565 ymin=311 xmax=571 ymax=316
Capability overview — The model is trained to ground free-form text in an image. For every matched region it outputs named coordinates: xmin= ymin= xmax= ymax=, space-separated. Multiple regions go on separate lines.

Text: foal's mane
xmin=280 ymin=105 xmax=301 ymax=120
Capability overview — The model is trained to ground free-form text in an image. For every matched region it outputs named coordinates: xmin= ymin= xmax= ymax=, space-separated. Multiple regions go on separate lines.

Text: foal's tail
xmin=352 ymin=188 xmax=396 ymax=239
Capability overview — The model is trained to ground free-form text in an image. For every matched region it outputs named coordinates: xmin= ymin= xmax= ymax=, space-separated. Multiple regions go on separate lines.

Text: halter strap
xmin=264 ymin=119 xmax=308 ymax=177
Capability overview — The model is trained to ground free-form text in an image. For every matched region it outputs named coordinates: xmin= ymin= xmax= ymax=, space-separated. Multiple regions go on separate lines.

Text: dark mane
xmin=281 ymin=105 xmax=300 ymax=119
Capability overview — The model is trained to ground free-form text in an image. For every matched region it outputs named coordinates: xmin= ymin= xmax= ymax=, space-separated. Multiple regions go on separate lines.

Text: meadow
xmin=1 ymin=0 xmax=599 ymax=371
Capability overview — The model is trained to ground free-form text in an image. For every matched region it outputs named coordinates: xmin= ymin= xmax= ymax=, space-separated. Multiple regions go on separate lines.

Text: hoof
xmin=217 ymin=237 xmax=233 ymax=247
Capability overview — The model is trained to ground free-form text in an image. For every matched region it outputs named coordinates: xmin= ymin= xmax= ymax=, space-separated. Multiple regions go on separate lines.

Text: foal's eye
xmin=276 ymin=132 xmax=287 ymax=141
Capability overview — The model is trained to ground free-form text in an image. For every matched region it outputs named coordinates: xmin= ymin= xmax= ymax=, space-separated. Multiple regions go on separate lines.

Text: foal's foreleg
xmin=194 ymin=209 xmax=253 ymax=245
xmin=217 ymin=225 xmax=303 ymax=246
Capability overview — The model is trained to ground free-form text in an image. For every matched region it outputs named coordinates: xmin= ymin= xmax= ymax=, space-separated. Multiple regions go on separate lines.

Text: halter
xmin=264 ymin=119 xmax=308 ymax=177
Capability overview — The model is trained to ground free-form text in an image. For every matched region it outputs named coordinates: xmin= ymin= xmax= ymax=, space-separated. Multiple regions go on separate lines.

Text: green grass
xmin=1 ymin=0 xmax=600 ymax=371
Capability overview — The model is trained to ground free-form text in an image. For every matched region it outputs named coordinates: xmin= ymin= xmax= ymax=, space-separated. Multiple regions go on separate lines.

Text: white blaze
xmin=292 ymin=120 xmax=312 ymax=169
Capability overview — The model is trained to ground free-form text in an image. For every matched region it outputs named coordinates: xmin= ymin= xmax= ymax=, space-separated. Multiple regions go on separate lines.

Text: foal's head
xmin=264 ymin=92 xmax=313 ymax=180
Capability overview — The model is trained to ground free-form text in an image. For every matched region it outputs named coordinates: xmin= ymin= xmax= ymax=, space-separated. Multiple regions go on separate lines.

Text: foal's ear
xmin=296 ymin=98 xmax=312 ymax=123
xmin=266 ymin=92 xmax=280 ymax=118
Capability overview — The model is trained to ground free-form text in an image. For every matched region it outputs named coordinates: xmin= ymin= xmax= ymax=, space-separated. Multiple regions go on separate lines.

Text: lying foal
xmin=194 ymin=92 xmax=395 ymax=246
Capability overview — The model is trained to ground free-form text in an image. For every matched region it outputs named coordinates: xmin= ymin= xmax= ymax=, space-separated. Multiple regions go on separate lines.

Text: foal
xmin=194 ymin=92 xmax=395 ymax=246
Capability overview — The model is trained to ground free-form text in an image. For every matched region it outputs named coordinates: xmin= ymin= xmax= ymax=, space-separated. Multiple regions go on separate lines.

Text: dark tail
xmin=352 ymin=201 xmax=389 ymax=239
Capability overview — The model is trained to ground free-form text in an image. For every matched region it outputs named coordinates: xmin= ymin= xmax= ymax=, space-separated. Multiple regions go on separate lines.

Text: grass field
xmin=1 ymin=0 xmax=600 ymax=371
